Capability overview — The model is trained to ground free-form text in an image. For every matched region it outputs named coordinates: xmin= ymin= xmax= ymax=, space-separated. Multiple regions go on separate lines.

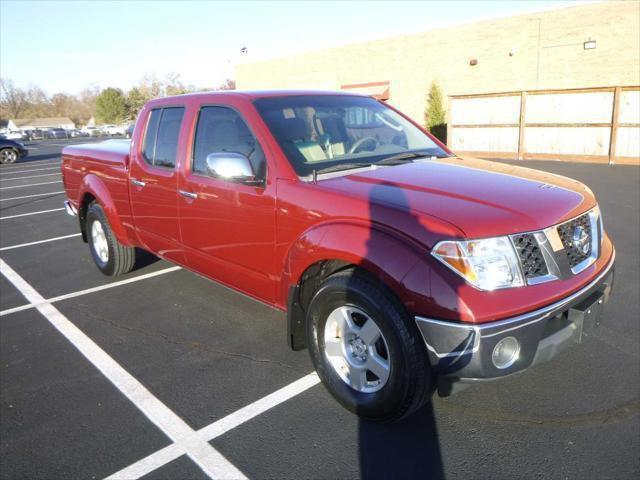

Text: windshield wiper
xmin=376 ymin=152 xmax=432 ymax=164
xmin=312 ymin=151 xmax=444 ymax=177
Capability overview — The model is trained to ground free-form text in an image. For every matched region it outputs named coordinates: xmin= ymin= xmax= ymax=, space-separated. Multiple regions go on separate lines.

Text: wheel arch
xmin=77 ymin=174 xmax=132 ymax=246
xmin=283 ymin=221 xmax=429 ymax=350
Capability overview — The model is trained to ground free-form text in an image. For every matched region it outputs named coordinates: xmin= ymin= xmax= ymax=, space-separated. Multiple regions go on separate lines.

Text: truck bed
xmin=61 ymin=140 xmax=133 ymax=240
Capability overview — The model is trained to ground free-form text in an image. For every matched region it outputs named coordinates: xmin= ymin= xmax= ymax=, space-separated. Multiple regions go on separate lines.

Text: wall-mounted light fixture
xmin=584 ymin=39 xmax=596 ymax=50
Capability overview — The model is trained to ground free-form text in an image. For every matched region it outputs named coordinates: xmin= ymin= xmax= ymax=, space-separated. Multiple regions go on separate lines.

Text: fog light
xmin=492 ymin=336 xmax=520 ymax=369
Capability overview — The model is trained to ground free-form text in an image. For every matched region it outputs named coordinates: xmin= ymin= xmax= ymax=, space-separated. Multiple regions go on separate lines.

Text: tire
xmin=86 ymin=202 xmax=136 ymax=276
xmin=0 ymin=148 xmax=18 ymax=164
xmin=306 ymin=269 xmax=434 ymax=422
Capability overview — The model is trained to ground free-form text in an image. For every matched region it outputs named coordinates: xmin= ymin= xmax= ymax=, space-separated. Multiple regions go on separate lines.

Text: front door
xmin=178 ymin=105 xmax=277 ymax=303
xmin=129 ymin=106 xmax=186 ymax=264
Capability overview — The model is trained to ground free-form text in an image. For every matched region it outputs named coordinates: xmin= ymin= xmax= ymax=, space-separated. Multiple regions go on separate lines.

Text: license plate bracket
xmin=568 ymin=292 xmax=605 ymax=343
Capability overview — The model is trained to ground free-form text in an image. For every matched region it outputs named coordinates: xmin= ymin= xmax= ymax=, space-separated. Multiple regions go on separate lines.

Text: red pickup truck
xmin=62 ymin=91 xmax=615 ymax=421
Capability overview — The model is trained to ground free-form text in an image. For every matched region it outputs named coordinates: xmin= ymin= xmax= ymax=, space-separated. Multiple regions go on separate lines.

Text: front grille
xmin=557 ymin=213 xmax=592 ymax=268
xmin=512 ymin=233 xmax=548 ymax=279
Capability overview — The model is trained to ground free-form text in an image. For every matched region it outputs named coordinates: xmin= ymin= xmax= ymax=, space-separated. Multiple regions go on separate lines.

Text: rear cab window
xmin=142 ymin=107 xmax=185 ymax=168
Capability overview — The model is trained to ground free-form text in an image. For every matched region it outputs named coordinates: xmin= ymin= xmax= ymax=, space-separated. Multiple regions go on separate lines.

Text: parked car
xmin=0 ymin=138 xmax=28 ymax=164
xmin=2 ymin=130 xmax=27 ymax=140
xmin=81 ymin=126 xmax=101 ymax=137
xmin=103 ymin=124 xmax=126 ymax=136
xmin=68 ymin=129 xmax=89 ymax=138
xmin=46 ymin=128 xmax=69 ymax=139
xmin=24 ymin=129 xmax=46 ymax=140
xmin=61 ymin=91 xmax=615 ymax=421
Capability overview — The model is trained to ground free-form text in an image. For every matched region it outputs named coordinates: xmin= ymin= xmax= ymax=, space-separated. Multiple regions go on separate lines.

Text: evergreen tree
xmin=95 ymin=88 xmax=126 ymax=124
xmin=425 ymin=82 xmax=447 ymax=143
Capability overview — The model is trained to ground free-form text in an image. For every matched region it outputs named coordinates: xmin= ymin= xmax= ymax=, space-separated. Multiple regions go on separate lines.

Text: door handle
xmin=178 ymin=189 xmax=197 ymax=199
xmin=131 ymin=178 xmax=146 ymax=187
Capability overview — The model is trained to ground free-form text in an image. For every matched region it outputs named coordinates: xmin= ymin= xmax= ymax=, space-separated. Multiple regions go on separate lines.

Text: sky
xmin=0 ymin=0 xmax=599 ymax=95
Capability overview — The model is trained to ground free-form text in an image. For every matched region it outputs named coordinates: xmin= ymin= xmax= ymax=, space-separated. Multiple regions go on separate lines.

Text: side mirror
xmin=205 ymin=152 xmax=262 ymax=185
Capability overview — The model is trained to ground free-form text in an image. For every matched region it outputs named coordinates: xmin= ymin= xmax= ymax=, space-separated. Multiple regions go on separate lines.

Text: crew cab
xmin=61 ymin=91 xmax=615 ymax=421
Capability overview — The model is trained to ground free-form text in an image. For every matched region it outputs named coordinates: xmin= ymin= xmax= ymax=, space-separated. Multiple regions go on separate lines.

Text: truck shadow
xmin=355 ymin=181 xmax=445 ymax=479
xmin=359 ymin=407 xmax=444 ymax=480
xmin=133 ymin=248 xmax=161 ymax=270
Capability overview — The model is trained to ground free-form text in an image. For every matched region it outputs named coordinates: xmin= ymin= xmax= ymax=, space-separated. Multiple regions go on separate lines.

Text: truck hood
xmin=318 ymin=157 xmax=595 ymax=239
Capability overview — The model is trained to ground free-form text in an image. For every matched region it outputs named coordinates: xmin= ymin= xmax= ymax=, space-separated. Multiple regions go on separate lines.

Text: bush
xmin=425 ymin=82 xmax=447 ymax=144
xmin=95 ymin=88 xmax=126 ymax=124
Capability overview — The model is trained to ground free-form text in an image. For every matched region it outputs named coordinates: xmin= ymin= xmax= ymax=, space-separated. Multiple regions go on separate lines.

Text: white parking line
xmin=0 ymin=166 xmax=60 ymax=175
xmin=0 ymin=191 xmax=64 ymax=201
xmin=0 ymin=207 xmax=65 ymax=220
xmin=0 ymin=180 xmax=62 ymax=190
xmin=0 ymin=259 xmax=246 ymax=480
xmin=0 ymin=172 xmax=61 ymax=181
xmin=0 ymin=160 xmax=59 ymax=170
xmin=0 ymin=266 xmax=182 ymax=316
xmin=106 ymin=373 xmax=320 ymax=479
xmin=0 ymin=233 xmax=81 ymax=251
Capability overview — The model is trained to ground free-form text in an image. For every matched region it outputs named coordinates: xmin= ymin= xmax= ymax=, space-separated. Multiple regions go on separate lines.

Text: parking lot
xmin=0 ymin=139 xmax=638 ymax=479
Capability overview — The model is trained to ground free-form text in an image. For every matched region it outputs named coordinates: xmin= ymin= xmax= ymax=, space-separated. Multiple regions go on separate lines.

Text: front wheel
xmin=306 ymin=269 xmax=434 ymax=422
xmin=86 ymin=202 xmax=136 ymax=276
xmin=0 ymin=148 xmax=18 ymax=164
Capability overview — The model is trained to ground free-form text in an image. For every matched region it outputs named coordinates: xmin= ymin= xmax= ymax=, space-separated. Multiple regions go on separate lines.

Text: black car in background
xmin=0 ymin=138 xmax=29 ymax=164
xmin=46 ymin=128 xmax=69 ymax=139
xmin=24 ymin=129 xmax=46 ymax=140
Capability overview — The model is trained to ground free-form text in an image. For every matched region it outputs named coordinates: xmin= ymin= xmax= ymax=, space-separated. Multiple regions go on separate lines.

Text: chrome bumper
xmin=415 ymin=253 xmax=615 ymax=385
xmin=64 ymin=200 xmax=78 ymax=217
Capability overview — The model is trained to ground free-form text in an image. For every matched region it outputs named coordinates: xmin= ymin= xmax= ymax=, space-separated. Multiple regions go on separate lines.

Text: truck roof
xmin=146 ymin=89 xmax=364 ymax=105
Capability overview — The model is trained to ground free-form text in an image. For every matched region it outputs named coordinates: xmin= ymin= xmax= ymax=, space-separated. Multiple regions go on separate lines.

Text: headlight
xmin=431 ymin=237 xmax=524 ymax=290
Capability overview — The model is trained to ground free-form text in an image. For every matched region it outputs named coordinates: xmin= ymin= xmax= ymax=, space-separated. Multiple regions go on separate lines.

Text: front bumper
xmin=415 ymin=252 xmax=615 ymax=385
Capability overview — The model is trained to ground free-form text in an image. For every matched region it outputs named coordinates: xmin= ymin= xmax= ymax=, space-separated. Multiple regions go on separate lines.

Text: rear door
xmin=129 ymin=105 xmax=186 ymax=264
xmin=177 ymin=104 xmax=277 ymax=303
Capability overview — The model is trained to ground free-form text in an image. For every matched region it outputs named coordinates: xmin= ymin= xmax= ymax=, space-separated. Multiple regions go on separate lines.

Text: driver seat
xmin=318 ymin=115 xmax=348 ymax=157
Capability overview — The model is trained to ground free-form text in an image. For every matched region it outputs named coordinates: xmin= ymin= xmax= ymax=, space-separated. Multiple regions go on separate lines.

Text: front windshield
xmin=254 ymin=95 xmax=450 ymax=176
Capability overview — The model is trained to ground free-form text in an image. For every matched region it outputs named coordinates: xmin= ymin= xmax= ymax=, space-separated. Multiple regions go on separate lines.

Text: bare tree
xmin=216 ymin=79 xmax=236 ymax=91
xmin=0 ymin=78 xmax=28 ymax=119
xmin=0 ymin=74 xmax=237 ymax=126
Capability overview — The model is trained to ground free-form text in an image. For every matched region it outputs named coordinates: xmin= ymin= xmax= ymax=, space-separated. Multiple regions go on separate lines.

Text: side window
xmin=141 ymin=107 xmax=185 ymax=168
xmin=142 ymin=109 xmax=161 ymax=164
xmin=192 ymin=106 xmax=266 ymax=180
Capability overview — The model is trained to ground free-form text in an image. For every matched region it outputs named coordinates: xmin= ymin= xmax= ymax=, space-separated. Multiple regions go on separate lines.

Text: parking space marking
xmin=0 ymin=160 xmax=59 ymax=170
xmin=106 ymin=373 xmax=320 ymax=480
xmin=0 ymin=259 xmax=247 ymax=480
xmin=0 ymin=191 xmax=64 ymax=202
xmin=0 ymin=233 xmax=81 ymax=251
xmin=0 ymin=266 xmax=182 ymax=317
xmin=0 ymin=172 xmax=61 ymax=181
xmin=0 ymin=208 xmax=64 ymax=220
xmin=0 ymin=166 xmax=61 ymax=175
xmin=0 ymin=180 xmax=62 ymax=190
xmin=0 ymin=207 xmax=65 ymax=220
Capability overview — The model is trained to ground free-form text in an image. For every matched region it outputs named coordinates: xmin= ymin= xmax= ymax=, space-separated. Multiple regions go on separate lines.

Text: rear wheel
xmin=306 ymin=269 xmax=434 ymax=422
xmin=0 ymin=148 xmax=18 ymax=164
xmin=86 ymin=202 xmax=135 ymax=276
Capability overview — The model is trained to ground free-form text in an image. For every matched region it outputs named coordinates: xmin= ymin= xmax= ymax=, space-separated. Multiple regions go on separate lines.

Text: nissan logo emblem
xmin=572 ymin=226 xmax=590 ymax=255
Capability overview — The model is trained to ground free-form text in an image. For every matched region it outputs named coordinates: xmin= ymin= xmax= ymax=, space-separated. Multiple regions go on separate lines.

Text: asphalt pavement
xmin=1 ymin=140 xmax=638 ymax=479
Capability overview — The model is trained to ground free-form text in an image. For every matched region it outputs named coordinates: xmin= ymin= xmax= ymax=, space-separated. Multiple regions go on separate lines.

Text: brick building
xmin=236 ymin=1 xmax=639 ymax=163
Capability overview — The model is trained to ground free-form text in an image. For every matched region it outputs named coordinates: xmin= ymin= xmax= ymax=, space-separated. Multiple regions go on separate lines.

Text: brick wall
xmin=236 ymin=1 xmax=640 ymax=125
